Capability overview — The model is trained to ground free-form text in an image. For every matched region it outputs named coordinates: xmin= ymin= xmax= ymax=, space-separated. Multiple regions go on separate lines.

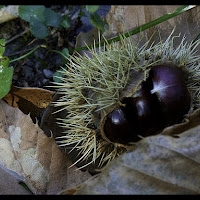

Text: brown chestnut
xmin=102 ymin=65 xmax=191 ymax=145
xmin=149 ymin=65 xmax=191 ymax=125
xmin=123 ymin=90 xmax=165 ymax=138
xmin=103 ymin=107 xmax=140 ymax=144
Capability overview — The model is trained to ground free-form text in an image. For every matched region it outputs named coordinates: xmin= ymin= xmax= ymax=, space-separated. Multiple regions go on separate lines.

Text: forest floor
xmin=1 ymin=5 xmax=110 ymax=89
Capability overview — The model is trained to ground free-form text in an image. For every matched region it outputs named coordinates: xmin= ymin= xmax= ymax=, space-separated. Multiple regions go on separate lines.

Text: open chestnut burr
xmin=54 ymin=31 xmax=200 ymax=168
xmin=102 ymin=65 xmax=191 ymax=144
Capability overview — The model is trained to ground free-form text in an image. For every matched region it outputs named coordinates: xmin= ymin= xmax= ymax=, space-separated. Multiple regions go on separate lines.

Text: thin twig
xmin=5 ymin=28 xmax=30 ymax=45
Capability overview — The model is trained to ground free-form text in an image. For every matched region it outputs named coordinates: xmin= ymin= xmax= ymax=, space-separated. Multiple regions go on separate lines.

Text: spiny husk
xmin=53 ymin=30 xmax=200 ymax=169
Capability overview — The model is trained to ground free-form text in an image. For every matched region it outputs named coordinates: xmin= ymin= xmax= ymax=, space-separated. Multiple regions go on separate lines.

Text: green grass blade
xmin=9 ymin=44 xmax=47 ymax=63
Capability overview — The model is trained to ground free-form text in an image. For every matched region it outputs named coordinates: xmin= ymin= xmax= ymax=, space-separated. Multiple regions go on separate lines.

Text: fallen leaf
xmin=0 ymin=100 xmax=91 ymax=194
xmin=75 ymin=27 xmax=100 ymax=57
xmin=40 ymin=92 xmax=66 ymax=138
xmin=70 ymin=123 xmax=200 ymax=194
xmin=4 ymin=85 xmax=55 ymax=109
xmin=0 ymin=166 xmax=32 ymax=194
xmin=3 ymin=85 xmax=55 ymax=120
xmin=0 ymin=6 xmax=18 ymax=24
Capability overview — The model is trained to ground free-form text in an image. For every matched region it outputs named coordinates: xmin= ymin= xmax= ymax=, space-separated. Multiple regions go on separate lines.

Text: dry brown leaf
xmin=3 ymin=85 xmax=55 ymax=120
xmin=0 ymin=100 xmax=91 ymax=194
xmin=0 ymin=166 xmax=32 ymax=194
xmin=69 ymin=123 xmax=200 ymax=194
xmin=0 ymin=6 xmax=18 ymax=24
xmin=58 ymin=108 xmax=200 ymax=194
xmin=3 ymin=85 xmax=55 ymax=109
xmin=75 ymin=27 xmax=100 ymax=57
xmin=40 ymin=92 xmax=100 ymax=174
xmin=40 ymin=92 xmax=66 ymax=138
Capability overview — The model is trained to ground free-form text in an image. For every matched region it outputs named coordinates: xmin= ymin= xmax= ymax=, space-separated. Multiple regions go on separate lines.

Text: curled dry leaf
xmin=0 ymin=100 xmax=91 ymax=194
xmin=40 ymin=92 xmax=66 ymax=138
xmin=3 ymin=85 xmax=55 ymax=121
xmin=40 ymin=92 xmax=100 ymax=174
xmin=3 ymin=85 xmax=55 ymax=109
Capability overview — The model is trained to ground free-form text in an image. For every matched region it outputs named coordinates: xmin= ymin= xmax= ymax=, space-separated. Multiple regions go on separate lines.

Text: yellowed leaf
xmin=3 ymin=85 xmax=55 ymax=120
xmin=3 ymin=85 xmax=55 ymax=109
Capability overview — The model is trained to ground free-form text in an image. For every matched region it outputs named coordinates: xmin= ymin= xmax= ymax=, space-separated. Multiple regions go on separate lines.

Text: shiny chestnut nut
xmin=149 ymin=65 xmax=191 ymax=125
xmin=123 ymin=90 xmax=165 ymax=138
xmin=103 ymin=107 xmax=141 ymax=144
xmin=103 ymin=65 xmax=191 ymax=145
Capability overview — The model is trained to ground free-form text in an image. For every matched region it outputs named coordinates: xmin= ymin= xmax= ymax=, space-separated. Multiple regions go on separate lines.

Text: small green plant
xmin=52 ymin=48 xmax=69 ymax=83
xmin=18 ymin=5 xmax=105 ymax=39
xmin=79 ymin=5 xmax=105 ymax=32
xmin=18 ymin=5 xmax=70 ymax=39
xmin=0 ymin=39 xmax=13 ymax=99
xmin=86 ymin=5 xmax=99 ymax=13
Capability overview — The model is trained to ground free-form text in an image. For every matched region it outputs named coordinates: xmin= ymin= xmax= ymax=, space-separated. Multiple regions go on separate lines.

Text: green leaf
xmin=0 ymin=56 xmax=9 ymax=68
xmin=0 ymin=39 xmax=5 ymax=57
xmin=30 ymin=17 xmax=49 ymax=39
xmin=61 ymin=48 xmax=69 ymax=63
xmin=53 ymin=68 xmax=65 ymax=83
xmin=78 ymin=10 xmax=87 ymax=18
xmin=89 ymin=13 xmax=105 ymax=32
xmin=43 ymin=8 xmax=61 ymax=27
xmin=0 ymin=66 xmax=13 ymax=99
xmin=18 ymin=5 xmax=45 ymax=23
xmin=86 ymin=5 xmax=99 ymax=13
xmin=60 ymin=15 xmax=71 ymax=29
xmin=0 ymin=40 xmax=13 ymax=99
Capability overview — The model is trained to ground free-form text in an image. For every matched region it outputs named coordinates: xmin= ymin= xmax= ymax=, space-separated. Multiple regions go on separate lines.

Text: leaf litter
xmin=68 ymin=122 xmax=200 ymax=194
xmin=0 ymin=100 xmax=91 ymax=194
